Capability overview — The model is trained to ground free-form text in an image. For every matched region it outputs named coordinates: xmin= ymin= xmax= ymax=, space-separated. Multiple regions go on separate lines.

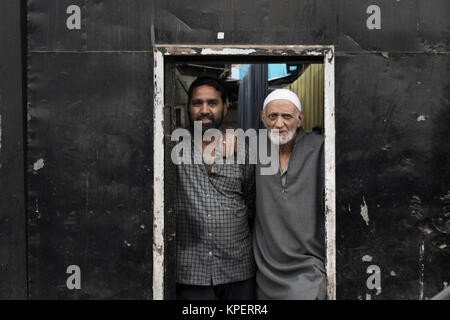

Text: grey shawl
xmin=253 ymin=128 xmax=326 ymax=300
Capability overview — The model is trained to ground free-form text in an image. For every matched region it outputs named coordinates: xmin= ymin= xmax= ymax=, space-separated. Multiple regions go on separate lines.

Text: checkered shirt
xmin=175 ymin=139 xmax=256 ymax=286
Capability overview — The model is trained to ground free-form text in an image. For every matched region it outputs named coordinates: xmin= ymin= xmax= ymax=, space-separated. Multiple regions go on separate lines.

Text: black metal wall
xmin=0 ymin=0 xmax=27 ymax=299
xmin=0 ymin=0 xmax=448 ymax=299
xmin=27 ymin=0 xmax=155 ymax=299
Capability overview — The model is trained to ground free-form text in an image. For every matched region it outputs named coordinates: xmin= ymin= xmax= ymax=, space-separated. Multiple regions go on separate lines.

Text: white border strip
xmin=153 ymin=50 xmax=165 ymax=300
xmin=324 ymin=48 xmax=336 ymax=300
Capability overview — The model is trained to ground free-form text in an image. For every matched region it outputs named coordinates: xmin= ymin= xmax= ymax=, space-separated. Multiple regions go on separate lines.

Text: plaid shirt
xmin=175 ymin=138 xmax=256 ymax=285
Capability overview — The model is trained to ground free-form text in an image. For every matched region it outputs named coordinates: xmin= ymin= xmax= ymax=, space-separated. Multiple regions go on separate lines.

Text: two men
xmin=174 ymin=77 xmax=325 ymax=300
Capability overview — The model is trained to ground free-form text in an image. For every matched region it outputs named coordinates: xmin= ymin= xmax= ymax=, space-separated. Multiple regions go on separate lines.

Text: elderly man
xmin=254 ymin=89 xmax=326 ymax=300
xmin=175 ymin=77 xmax=256 ymax=300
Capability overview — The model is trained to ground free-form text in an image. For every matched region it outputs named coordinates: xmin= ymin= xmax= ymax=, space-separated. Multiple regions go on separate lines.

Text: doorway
xmin=153 ymin=45 xmax=335 ymax=300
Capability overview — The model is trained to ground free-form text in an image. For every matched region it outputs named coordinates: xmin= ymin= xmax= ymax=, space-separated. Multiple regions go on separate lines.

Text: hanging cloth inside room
xmin=286 ymin=64 xmax=324 ymax=133
xmin=238 ymin=64 xmax=268 ymax=131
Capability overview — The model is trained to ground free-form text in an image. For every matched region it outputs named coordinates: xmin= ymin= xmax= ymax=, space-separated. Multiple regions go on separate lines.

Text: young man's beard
xmin=189 ymin=111 xmax=224 ymax=133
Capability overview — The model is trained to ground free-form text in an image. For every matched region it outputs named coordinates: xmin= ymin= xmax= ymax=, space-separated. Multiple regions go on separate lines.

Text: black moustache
xmin=197 ymin=116 xmax=214 ymax=121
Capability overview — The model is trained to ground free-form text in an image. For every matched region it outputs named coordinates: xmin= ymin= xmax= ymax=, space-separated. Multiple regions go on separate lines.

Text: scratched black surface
xmin=335 ymin=54 xmax=449 ymax=299
xmin=27 ymin=0 xmax=449 ymax=52
xmin=154 ymin=0 xmax=450 ymax=52
xmin=0 ymin=0 xmax=443 ymax=299
xmin=27 ymin=52 xmax=154 ymax=299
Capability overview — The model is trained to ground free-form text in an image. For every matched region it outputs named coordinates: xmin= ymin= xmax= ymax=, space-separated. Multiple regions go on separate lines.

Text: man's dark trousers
xmin=176 ymin=277 xmax=256 ymax=300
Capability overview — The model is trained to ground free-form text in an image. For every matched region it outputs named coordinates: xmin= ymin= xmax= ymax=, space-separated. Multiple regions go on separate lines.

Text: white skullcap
xmin=263 ymin=89 xmax=302 ymax=112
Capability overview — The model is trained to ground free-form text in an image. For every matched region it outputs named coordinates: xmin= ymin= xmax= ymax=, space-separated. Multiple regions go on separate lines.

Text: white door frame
xmin=153 ymin=45 xmax=336 ymax=300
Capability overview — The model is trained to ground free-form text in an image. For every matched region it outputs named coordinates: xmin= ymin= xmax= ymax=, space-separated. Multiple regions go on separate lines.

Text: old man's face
xmin=262 ymin=99 xmax=303 ymax=145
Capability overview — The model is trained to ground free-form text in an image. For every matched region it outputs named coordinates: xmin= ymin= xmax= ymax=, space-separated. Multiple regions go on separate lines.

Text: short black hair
xmin=187 ymin=77 xmax=228 ymax=105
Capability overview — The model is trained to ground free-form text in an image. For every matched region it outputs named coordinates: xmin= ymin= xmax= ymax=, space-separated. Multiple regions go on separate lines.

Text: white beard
xmin=268 ymin=128 xmax=296 ymax=145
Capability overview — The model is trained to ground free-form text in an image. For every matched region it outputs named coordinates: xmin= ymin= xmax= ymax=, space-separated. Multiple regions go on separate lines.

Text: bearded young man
xmin=254 ymin=89 xmax=326 ymax=300
xmin=175 ymin=77 xmax=256 ymax=300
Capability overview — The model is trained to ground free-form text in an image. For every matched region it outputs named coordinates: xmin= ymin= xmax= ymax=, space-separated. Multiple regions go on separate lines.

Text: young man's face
xmin=261 ymin=99 xmax=303 ymax=145
xmin=188 ymin=85 xmax=228 ymax=131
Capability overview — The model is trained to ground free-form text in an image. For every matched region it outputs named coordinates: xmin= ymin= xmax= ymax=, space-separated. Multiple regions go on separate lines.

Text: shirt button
xmin=208 ymin=232 xmax=212 ymax=236
xmin=208 ymin=251 xmax=212 ymax=256
xmin=208 ymin=214 xmax=211 ymax=218
xmin=206 ymin=194 xmax=209 ymax=197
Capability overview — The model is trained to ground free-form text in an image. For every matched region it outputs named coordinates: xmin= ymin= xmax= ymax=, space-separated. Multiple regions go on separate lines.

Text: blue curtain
xmin=238 ymin=64 xmax=268 ymax=130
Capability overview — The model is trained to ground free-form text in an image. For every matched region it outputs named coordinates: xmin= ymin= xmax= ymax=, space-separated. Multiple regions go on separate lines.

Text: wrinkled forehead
xmin=265 ymin=99 xmax=298 ymax=115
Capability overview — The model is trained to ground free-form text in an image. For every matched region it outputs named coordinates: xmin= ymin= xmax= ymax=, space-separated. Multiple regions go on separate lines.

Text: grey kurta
xmin=254 ymin=128 xmax=326 ymax=300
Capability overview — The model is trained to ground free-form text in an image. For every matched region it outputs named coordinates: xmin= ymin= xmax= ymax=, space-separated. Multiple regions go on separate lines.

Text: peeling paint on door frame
xmin=153 ymin=44 xmax=336 ymax=300
xmin=153 ymin=50 xmax=165 ymax=300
